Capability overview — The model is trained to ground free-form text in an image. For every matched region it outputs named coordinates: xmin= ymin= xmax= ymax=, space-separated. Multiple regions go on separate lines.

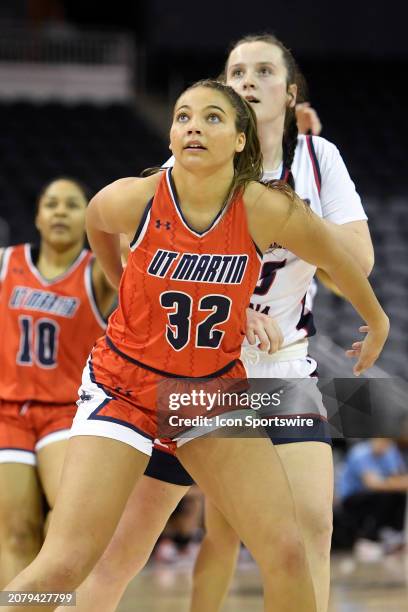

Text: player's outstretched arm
xmin=246 ymin=182 xmax=389 ymax=376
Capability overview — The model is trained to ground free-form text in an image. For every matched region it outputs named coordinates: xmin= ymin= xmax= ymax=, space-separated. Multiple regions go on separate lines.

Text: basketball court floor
xmin=118 ymin=551 xmax=408 ymax=611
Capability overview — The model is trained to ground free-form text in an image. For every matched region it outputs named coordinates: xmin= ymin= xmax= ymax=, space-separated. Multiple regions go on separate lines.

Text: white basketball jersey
xmin=162 ymin=135 xmax=367 ymax=348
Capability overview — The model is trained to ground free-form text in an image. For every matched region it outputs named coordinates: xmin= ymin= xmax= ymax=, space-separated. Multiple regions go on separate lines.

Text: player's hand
xmin=296 ymin=102 xmax=322 ymax=135
xmin=346 ymin=322 xmax=389 ymax=376
xmin=245 ymin=308 xmax=283 ymax=354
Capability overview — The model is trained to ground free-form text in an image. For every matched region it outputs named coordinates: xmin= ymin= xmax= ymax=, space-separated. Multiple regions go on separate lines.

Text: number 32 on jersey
xmin=160 ymin=291 xmax=232 ymax=351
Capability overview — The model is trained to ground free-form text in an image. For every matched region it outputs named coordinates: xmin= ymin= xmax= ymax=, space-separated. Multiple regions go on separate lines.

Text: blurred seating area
xmin=0 ymin=101 xmax=167 ymax=244
xmin=312 ymin=191 xmax=408 ymax=378
xmin=305 ymin=60 xmax=408 ymax=380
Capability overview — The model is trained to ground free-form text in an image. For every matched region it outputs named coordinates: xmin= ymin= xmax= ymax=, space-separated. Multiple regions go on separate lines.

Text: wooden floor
xmin=119 ymin=552 xmax=408 ymax=611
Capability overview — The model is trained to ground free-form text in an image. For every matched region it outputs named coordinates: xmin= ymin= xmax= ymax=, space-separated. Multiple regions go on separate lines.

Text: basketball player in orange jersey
xmin=62 ymin=38 xmax=367 ymax=612
xmin=0 ymin=178 xmax=115 ymax=587
xmin=4 ymin=80 xmax=388 ymax=612
xmin=57 ymin=100 xmax=326 ymax=612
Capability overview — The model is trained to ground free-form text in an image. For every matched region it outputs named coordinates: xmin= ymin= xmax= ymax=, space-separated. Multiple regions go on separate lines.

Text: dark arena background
xmin=0 ymin=1 xmax=407 ymax=610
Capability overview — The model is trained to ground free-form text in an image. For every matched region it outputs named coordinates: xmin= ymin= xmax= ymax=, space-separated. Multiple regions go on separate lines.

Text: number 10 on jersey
xmin=17 ymin=315 xmax=59 ymax=368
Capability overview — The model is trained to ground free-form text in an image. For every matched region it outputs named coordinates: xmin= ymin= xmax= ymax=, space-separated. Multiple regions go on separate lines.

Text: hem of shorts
xmin=175 ymin=408 xmax=254 ymax=447
xmin=35 ymin=428 xmax=71 ymax=452
xmin=0 ymin=449 xmax=36 ymax=465
xmin=271 ymin=436 xmax=332 ymax=446
xmin=69 ymin=422 xmax=152 ymax=456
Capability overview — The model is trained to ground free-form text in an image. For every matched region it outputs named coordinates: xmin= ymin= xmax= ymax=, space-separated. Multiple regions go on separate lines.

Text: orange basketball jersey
xmin=107 ymin=169 xmax=262 ymax=377
xmin=0 ymin=245 xmax=106 ymax=403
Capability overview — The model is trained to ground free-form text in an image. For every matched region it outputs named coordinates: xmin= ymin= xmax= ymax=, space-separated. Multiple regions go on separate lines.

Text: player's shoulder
xmin=94 ymin=173 xmax=162 ymax=206
xmin=243 ymin=181 xmax=295 ymax=220
xmin=0 ymin=244 xmax=24 ymax=278
xmin=243 ymin=181 xmax=268 ymax=208
xmin=0 ymin=243 xmax=24 ymax=263
xmin=296 ymin=134 xmax=338 ymax=160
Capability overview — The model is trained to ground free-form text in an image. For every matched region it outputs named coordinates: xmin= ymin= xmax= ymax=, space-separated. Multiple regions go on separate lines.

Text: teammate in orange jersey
xmin=0 ymin=178 xmax=115 ymax=586
xmin=4 ymin=81 xmax=388 ymax=612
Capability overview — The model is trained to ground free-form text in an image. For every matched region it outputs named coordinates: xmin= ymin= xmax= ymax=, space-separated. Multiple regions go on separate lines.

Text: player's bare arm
xmin=322 ymin=220 xmax=374 ymax=275
xmin=316 ymin=222 xmax=373 ymax=296
xmin=86 ymin=174 xmax=160 ymax=288
xmin=91 ymin=260 xmax=117 ymax=318
xmin=245 ymin=182 xmax=389 ymax=374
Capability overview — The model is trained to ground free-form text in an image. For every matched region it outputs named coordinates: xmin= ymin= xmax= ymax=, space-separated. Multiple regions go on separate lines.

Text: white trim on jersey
xmin=0 ymin=246 xmax=12 ymax=282
xmin=130 ymin=207 xmax=152 ymax=251
xmin=24 ymin=244 xmax=88 ymax=287
xmin=161 ymin=156 xmax=175 ymax=169
xmin=83 ymin=260 xmax=107 ymax=330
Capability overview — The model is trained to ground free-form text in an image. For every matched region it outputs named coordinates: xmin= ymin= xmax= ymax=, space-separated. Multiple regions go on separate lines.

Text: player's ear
xmin=287 ymin=84 xmax=297 ymax=108
xmin=235 ymin=132 xmax=246 ymax=153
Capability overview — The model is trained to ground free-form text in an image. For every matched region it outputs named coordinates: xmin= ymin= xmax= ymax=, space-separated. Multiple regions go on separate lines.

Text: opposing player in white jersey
xmin=59 ymin=36 xmax=373 ymax=612
xmin=189 ymin=34 xmax=373 ymax=612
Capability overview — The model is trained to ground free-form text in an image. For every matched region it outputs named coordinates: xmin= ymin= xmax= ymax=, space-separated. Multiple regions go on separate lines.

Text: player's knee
xmin=41 ymin=557 xmax=86 ymax=590
xmin=1 ymin=515 xmax=42 ymax=557
xmin=94 ymin=545 xmax=143 ymax=583
xmin=258 ymin=529 xmax=307 ymax=577
xmin=302 ymin=505 xmax=333 ymax=557
xmin=277 ymin=532 xmax=307 ymax=576
xmin=281 ymin=534 xmax=308 ymax=576
xmin=40 ymin=547 xmax=99 ymax=590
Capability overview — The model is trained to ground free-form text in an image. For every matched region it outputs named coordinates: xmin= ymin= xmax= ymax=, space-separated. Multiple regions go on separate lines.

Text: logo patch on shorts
xmin=78 ymin=391 xmax=93 ymax=403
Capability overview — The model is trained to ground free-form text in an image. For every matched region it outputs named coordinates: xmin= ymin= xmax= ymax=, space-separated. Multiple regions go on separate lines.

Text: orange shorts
xmin=0 ymin=399 xmax=77 ymax=465
xmin=70 ymin=337 xmax=248 ymax=457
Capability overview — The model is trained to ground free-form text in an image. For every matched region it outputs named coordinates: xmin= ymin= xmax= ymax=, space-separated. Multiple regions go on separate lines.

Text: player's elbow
xmin=352 ymin=233 xmax=375 ymax=276
xmin=362 ymin=251 xmax=375 ymax=277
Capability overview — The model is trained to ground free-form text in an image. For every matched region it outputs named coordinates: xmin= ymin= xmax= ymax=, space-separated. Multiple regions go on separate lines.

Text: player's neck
xmin=258 ymin=116 xmax=284 ymax=172
xmin=36 ymin=241 xmax=84 ymax=279
xmin=172 ymin=164 xmax=234 ymax=214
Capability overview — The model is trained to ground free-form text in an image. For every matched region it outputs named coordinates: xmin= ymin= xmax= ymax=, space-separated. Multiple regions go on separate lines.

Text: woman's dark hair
xmin=223 ymin=33 xmax=308 ymax=190
xmin=36 ymin=177 xmax=90 ymax=213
